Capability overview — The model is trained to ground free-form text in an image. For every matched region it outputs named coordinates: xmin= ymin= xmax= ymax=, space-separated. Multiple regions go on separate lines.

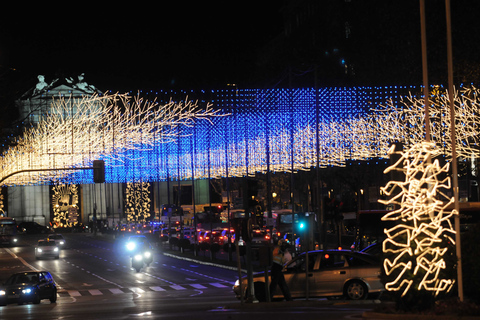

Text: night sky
xmin=0 ymin=2 xmax=284 ymax=93
xmin=2 ymin=1 xmax=480 ymax=95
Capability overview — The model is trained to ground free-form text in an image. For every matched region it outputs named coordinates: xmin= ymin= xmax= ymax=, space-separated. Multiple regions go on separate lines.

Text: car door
xmin=37 ymin=272 xmax=48 ymax=298
xmin=283 ymin=253 xmax=317 ymax=297
xmin=38 ymin=272 xmax=54 ymax=299
xmin=313 ymin=252 xmax=350 ymax=296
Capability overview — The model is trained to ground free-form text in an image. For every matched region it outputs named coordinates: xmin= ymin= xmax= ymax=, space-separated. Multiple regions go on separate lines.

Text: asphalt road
xmin=0 ymin=233 xmax=383 ymax=320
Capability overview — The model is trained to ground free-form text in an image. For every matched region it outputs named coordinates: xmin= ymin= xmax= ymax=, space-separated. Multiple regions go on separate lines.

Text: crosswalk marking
xmin=59 ymin=282 xmax=231 ymax=298
xmin=130 ymin=287 xmax=145 ymax=293
xmin=150 ymin=286 xmax=166 ymax=291
xmin=170 ymin=285 xmax=186 ymax=290
xmin=109 ymin=288 xmax=123 ymax=294
xmin=68 ymin=290 xmax=81 ymax=297
xmin=89 ymin=289 xmax=103 ymax=295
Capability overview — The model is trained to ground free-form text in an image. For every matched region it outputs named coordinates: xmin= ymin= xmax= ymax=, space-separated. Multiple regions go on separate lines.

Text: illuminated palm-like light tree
xmin=375 ymin=85 xmax=480 ymax=303
xmin=379 ymin=142 xmax=457 ymax=297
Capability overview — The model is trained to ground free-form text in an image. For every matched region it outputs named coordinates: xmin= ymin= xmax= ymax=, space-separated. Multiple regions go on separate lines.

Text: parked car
xmin=17 ymin=222 xmax=50 ymax=234
xmin=0 ymin=271 xmax=57 ymax=305
xmin=233 ymin=249 xmax=384 ymax=301
xmin=35 ymin=239 xmax=59 ymax=259
xmin=47 ymin=234 xmax=66 ymax=248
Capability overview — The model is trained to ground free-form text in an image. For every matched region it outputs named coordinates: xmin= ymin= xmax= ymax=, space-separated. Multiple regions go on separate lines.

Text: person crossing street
xmin=270 ymin=239 xmax=292 ymax=301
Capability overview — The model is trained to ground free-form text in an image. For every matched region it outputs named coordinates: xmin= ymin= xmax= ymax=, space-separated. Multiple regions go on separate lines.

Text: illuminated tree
xmin=379 ymin=142 xmax=457 ymax=311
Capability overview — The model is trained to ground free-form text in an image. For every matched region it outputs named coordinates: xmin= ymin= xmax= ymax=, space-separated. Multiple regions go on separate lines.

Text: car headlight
xmin=126 ymin=242 xmax=136 ymax=251
xmin=37 ymin=248 xmax=43 ymax=253
xmin=59 ymin=241 xmax=65 ymax=245
xmin=234 ymin=280 xmax=240 ymax=287
xmin=134 ymin=254 xmax=143 ymax=261
xmin=22 ymin=288 xmax=32 ymax=294
xmin=0 ymin=290 xmax=6 ymax=296
xmin=143 ymin=251 xmax=151 ymax=258
xmin=54 ymin=247 xmax=59 ymax=252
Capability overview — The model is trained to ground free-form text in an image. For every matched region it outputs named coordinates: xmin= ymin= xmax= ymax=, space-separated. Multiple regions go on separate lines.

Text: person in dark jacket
xmin=270 ymin=239 xmax=292 ymax=301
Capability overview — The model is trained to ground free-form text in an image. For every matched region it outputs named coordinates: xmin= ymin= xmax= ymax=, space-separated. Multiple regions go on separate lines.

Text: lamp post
xmin=445 ymin=0 xmax=463 ymax=302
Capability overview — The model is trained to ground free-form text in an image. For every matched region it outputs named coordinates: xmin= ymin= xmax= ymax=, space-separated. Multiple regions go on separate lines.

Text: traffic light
xmin=298 ymin=220 xmax=306 ymax=230
xmin=93 ymin=160 xmax=105 ymax=183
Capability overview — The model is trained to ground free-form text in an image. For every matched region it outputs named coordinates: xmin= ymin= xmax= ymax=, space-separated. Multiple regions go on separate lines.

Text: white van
xmin=182 ymin=227 xmax=196 ymax=244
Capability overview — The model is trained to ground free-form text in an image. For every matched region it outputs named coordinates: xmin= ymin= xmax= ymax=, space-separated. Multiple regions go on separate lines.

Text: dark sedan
xmin=0 ymin=271 xmax=57 ymax=305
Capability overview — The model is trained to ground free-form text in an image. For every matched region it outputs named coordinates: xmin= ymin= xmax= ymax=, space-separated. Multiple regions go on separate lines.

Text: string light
xmin=1 ymin=86 xmax=479 ymax=186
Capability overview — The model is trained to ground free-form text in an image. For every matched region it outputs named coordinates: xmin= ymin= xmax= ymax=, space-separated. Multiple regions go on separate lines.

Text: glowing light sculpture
xmin=125 ymin=182 xmax=151 ymax=222
xmin=0 ymin=93 xmax=222 ymax=186
xmin=1 ymin=86 xmax=480 ymax=186
xmin=379 ymin=142 xmax=457 ymax=297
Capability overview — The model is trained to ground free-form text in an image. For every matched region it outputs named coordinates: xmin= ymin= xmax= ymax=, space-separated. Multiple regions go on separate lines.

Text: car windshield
xmin=5 ymin=273 xmax=38 ymax=285
xmin=38 ymin=241 xmax=56 ymax=247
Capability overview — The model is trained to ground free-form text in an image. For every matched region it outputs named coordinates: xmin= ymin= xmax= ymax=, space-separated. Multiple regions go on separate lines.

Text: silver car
xmin=47 ymin=234 xmax=66 ymax=248
xmin=233 ymin=249 xmax=384 ymax=301
xmin=35 ymin=239 xmax=60 ymax=259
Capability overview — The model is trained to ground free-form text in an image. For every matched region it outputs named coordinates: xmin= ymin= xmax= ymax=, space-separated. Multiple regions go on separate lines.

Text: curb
xmin=362 ymin=311 xmax=480 ymax=319
xmin=222 ymin=298 xmax=383 ymax=310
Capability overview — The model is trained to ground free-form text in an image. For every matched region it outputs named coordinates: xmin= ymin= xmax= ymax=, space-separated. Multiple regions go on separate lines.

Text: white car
xmin=48 ymin=234 xmax=66 ymax=248
xmin=35 ymin=239 xmax=59 ymax=259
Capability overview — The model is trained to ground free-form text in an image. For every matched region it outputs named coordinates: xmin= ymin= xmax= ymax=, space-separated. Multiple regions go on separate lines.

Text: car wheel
xmin=344 ymin=280 xmax=367 ymax=300
xmin=55 ymin=255 xmax=59 ymax=259
xmin=253 ymin=282 xmax=267 ymax=302
xmin=0 ymin=299 xmax=6 ymax=306
xmin=50 ymin=288 xmax=57 ymax=303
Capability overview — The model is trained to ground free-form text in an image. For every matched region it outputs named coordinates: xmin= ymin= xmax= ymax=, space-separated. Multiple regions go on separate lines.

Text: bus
xmin=0 ymin=217 xmax=18 ymax=246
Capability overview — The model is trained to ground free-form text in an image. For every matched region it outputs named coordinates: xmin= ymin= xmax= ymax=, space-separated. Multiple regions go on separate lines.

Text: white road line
xmin=5 ymin=248 xmax=38 ymax=271
xmin=190 ymin=284 xmax=207 ymax=289
xmin=210 ymin=283 xmax=227 ymax=288
xmin=170 ymin=285 xmax=186 ymax=290
xmin=150 ymin=286 xmax=166 ymax=291
xmin=88 ymin=289 xmax=103 ymax=295
xmin=68 ymin=290 xmax=81 ymax=297
xmin=109 ymin=288 xmax=124 ymax=294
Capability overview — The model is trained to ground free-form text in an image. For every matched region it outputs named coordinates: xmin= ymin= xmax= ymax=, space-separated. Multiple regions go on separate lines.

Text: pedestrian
xmin=270 ymin=239 xmax=292 ymax=301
